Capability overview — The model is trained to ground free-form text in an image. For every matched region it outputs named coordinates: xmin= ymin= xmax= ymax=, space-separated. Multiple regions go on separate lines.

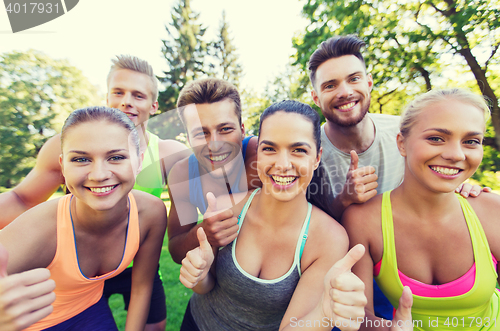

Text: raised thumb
xmin=197 ymin=227 xmax=212 ymax=257
xmin=327 ymin=244 xmax=365 ymax=281
xmin=205 ymin=192 xmax=218 ymax=214
xmin=394 ymin=286 xmax=413 ymax=326
xmin=349 ymin=150 xmax=359 ymax=171
xmin=0 ymin=244 xmax=9 ymax=278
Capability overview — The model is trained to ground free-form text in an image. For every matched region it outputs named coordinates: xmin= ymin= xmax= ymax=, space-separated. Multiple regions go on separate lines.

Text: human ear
xmin=397 ymin=132 xmax=407 ymax=157
xmin=314 ymin=147 xmax=323 ymax=170
xmin=311 ymin=90 xmax=320 ymax=108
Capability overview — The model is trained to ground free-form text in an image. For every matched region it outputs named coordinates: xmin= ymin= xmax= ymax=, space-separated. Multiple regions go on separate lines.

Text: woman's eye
xmin=109 ymin=155 xmax=126 ymax=161
xmin=427 ymin=137 xmax=443 ymax=142
xmin=464 ymin=139 xmax=482 ymax=145
xmin=293 ymin=148 xmax=307 ymax=153
xmin=71 ymin=157 xmax=89 ymax=163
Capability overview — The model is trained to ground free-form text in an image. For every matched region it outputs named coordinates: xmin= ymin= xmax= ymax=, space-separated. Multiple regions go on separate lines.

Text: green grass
xmin=109 ymin=191 xmax=193 ymax=331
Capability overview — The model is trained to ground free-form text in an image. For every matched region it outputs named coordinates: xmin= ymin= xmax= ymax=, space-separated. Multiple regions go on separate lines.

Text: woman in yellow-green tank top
xmin=342 ymin=89 xmax=500 ymax=331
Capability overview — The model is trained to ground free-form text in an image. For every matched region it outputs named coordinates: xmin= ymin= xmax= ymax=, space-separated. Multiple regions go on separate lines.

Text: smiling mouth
xmin=336 ymin=101 xmax=357 ymax=110
xmin=430 ymin=166 xmax=461 ymax=176
xmin=88 ymin=185 xmax=118 ymax=193
xmin=271 ymin=175 xmax=298 ymax=186
xmin=208 ymin=152 xmax=230 ymax=163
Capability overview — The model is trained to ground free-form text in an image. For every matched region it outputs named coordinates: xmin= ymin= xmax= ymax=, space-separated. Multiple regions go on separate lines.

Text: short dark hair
xmin=308 ymin=35 xmax=366 ymax=89
xmin=177 ymin=78 xmax=242 ymax=126
xmin=259 ymin=100 xmax=321 ymax=154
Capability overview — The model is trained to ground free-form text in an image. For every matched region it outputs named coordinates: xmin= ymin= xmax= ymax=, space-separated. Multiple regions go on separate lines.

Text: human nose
xmin=88 ymin=161 xmax=111 ymax=182
xmin=337 ymin=81 xmax=353 ymax=99
xmin=207 ymin=133 xmax=224 ymax=152
xmin=275 ymin=151 xmax=292 ymax=171
xmin=442 ymin=141 xmax=466 ymax=162
xmin=120 ymin=92 xmax=133 ymax=108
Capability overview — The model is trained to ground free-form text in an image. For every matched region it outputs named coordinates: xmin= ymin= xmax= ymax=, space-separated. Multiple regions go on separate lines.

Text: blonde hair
xmin=400 ymin=88 xmax=491 ymax=137
xmin=107 ymin=55 xmax=158 ymax=102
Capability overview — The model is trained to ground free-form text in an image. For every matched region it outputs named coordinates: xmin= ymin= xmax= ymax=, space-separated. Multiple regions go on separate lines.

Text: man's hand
xmin=179 ymin=228 xmax=215 ymax=289
xmin=322 ymin=244 xmax=367 ymax=331
xmin=340 ymin=151 xmax=378 ymax=207
xmin=0 ymin=245 xmax=55 ymax=331
xmin=455 ymin=182 xmax=491 ymax=198
xmin=201 ymin=192 xmax=239 ymax=247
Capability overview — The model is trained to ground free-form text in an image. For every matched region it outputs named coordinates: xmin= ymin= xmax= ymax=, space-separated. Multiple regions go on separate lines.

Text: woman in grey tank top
xmin=179 ymin=101 xmax=367 ymax=331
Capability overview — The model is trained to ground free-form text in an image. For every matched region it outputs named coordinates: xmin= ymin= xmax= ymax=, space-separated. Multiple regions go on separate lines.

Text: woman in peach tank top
xmin=0 ymin=106 xmax=167 ymax=330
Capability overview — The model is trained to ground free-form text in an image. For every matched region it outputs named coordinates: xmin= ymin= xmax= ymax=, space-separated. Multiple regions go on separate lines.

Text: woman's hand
xmin=322 ymin=244 xmax=367 ymax=331
xmin=179 ymin=227 xmax=215 ymax=289
xmin=390 ymin=287 xmax=413 ymax=331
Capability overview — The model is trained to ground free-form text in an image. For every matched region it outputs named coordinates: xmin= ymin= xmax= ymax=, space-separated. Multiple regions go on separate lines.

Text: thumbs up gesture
xmin=201 ymin=192 xmax=239 ymax=248
xmin=322 ymin=244 xmax=367 ymax=330
xmin=0 ymin=244 xmax=55 ymax=331
xmin=341 ymin=151 xmax=378 ymax=206
xmin=390 ymin=286 xmax=413 ymax=331
xmin=179 ymin=227 xmax=215 ymax=289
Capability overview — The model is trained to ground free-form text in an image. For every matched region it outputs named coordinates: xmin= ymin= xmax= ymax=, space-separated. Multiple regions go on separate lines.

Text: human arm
xmin=329 ymin=151 xmax=378 ymax=220
xmin=0 ymin=244 xmax=55 ymax=331
xmin=179 ymin=227 xmax=216 ymax=294
xmin=279 ymin=210 xmax=365 ymax=331
xmin=157 ymin=138 xmax=192 ymax=181
xmin=125 ymin=193 xmax=167 ymax=331
xmin=342 ymin=204 xmax=413 ymax=331
xmin=167 ymin=161 xmax=238 ymax=264
xmin=0 ymin=135 xmax=64 ymax=228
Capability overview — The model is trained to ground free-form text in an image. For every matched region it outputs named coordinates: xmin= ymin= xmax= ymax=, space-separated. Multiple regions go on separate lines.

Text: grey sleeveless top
xmin=190 ymin=188 xmax=312 ymax=331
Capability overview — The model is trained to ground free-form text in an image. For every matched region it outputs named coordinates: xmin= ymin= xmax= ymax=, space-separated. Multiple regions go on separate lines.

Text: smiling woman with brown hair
xmin=178 ymin=100 xmax=368 ymax=331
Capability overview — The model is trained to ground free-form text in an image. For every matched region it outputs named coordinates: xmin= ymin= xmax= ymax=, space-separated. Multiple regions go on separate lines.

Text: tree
xmin=158 ymin=0 xmax=208 ymax=113
xmin=210 ymin=10 xmax=243 ymax=88
xmin=0 ymin=50 xmax=101 ymax=188
xmin=294 ymin=0 xmax=499 ymax=143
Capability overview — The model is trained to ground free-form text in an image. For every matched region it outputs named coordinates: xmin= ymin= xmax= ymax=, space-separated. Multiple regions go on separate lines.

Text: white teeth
xmin=431 ymin=166 xmax=459 ymax=175
xmin=209 ymin=153 xmax=230 ymax=162
xmin=338 ymin=102 xmax=356 ymax=110
xmin=271 ymin=175 xmax=296 ymax=186
xmin=90 ymin=186 xmax=115 ymax=193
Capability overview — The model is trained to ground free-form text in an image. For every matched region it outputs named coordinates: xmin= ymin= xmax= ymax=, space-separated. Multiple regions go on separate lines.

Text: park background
xmin=1 ymin=0 xmax=499 ymax=330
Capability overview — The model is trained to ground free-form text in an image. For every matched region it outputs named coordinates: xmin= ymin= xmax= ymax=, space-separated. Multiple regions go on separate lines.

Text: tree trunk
xmin=458 ymin=47 xmax=500 ymax=149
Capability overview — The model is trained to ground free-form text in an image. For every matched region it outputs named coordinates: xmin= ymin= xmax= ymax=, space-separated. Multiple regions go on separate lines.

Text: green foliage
xmin=209 ymin=10 xmax=243 ymax=88
xmin=158 ymin=0 xmax=208 ymax=113
xmin=293 ymin=0 xmax=499 ymax=120
xmin=0 ymin=50 xmax=101 ymax=188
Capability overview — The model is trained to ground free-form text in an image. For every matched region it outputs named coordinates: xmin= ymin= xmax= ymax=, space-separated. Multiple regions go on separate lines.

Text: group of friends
xmin=0 ymin=34 xmax=498 ymax=331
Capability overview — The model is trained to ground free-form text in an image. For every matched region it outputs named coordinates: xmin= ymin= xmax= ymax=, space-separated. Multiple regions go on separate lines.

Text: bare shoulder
xmin=167 ymin=155 xmax=190 ymax=185
xmin=299 ymin=205 xmax=349 ymax=271
xmin=245 ymin=136 xmax=258 ymax=160
xmin=158 ymin=139 xmax=191 ymax=163
xmin=466 ymin=192 xmax=500 ymax=253
xmin=1 ymin=198 xmax=59 ymax=272
xmin=341 ymin=193 xmax=382 ymax=233
xmin=215 ymin=190 xmax=252 ymax=217
xmin=466 ymin=190 xmax=500 ymax=214
xmin=132 ymin=190 xmax=167 ymax=218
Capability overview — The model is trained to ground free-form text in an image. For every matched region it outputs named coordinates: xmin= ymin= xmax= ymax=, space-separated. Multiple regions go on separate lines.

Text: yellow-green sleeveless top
xmin=133 ymin=132 xmax=164 ymax=199
xmin=375 ymin=191 xmax=500 ymax=330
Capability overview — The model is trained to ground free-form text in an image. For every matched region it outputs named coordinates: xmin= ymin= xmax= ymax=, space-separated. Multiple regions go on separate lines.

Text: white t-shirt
xmin=307 ymin=113 xmax=405 ymax=217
